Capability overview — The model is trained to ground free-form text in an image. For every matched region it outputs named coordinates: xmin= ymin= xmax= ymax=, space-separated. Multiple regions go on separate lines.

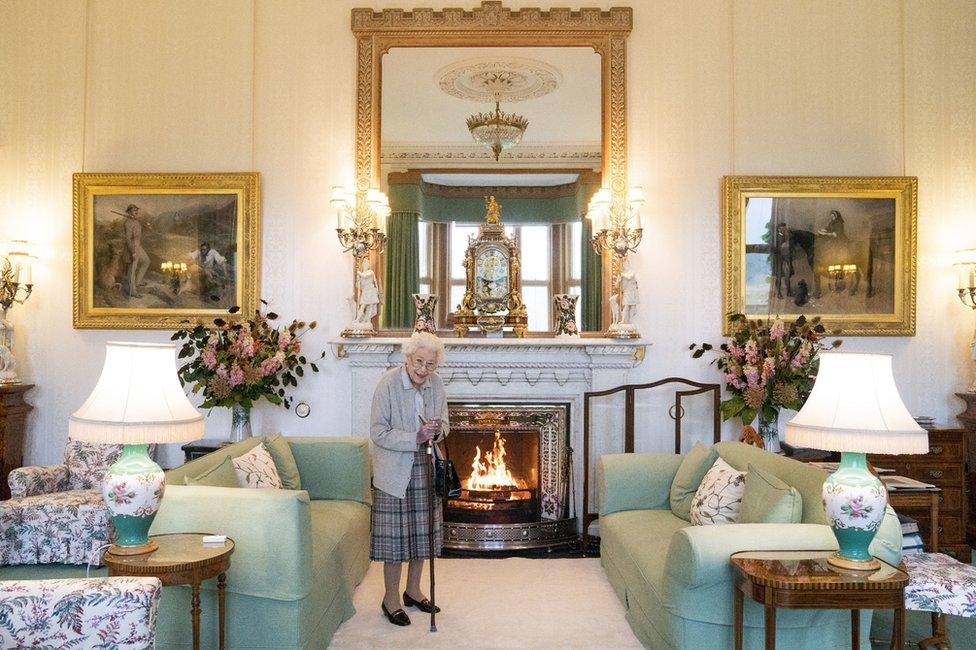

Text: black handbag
xmin=433 ymin=449 xmax=461 ymax=499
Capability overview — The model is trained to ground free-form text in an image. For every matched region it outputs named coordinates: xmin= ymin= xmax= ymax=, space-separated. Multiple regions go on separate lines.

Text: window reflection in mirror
xmin=380 ymin=46 xmax=603 ymax=333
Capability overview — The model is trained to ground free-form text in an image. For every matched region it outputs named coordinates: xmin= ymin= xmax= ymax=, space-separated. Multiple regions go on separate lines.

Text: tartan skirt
xmin=370 ymin=450 xmax=443 ymax=562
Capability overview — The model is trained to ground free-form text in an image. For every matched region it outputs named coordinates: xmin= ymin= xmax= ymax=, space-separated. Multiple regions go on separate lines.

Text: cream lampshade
xmin=70 ymin=342 xmax=204 ymax=554
xmin=786 ymin=352 xmax=927 ymax=571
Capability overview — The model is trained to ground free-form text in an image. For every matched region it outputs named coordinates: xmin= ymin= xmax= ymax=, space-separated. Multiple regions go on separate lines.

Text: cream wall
xmin=1 ymin=0 xmax=974 ymax=468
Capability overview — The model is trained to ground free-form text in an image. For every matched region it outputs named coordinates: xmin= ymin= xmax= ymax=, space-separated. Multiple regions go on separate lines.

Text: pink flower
xmin=260 ymin=356 xmax=281 ymax=377
xmin=744 ymin=340 xmax=759 ymax=365
xmin=228 ymin=365 xmax=245 ymax=388
xmin=278 ymin=331 xmax=292 ymax=350
xmin=202 ymin=349 xmax=218 ymax=370
xmin=726 ymin=340 xmax=744 ymax=359
xmin=743 ymin=364 xmax=760 ymax=388
xmin=761 ymin=357 xmax=776 ymax=382
xmin=566 ymin=321 xmax=577 ymax=333
xmin=769 ymin=320 xmax=786 ymax=341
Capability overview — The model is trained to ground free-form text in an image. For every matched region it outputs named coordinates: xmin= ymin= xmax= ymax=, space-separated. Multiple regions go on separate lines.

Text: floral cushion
xmin=903 ymin=552 xmax=976 ymax=617
xmin=0 ymin=577 xmax=160 ymax=649
xmin=690 ymin=457 xmax=747 ymax=525
xmin=65 ymin=440 xmax=124 ymax=490
xmin=7 ymin=464 xmax=70 ymax=497
xmin=0 ymin=490 xmax=112 ymax=565
xmin=232 ymin=443 xmax=283 ymax=488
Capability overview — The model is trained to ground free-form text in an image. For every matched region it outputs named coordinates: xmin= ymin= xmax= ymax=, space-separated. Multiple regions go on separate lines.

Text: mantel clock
xmin=453 ymin=197 xmax=527 ymax=337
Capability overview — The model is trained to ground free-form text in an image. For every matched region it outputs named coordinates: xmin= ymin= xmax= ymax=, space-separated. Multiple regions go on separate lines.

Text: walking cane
xmin=426 ymin=439 xmax=438 ymax=632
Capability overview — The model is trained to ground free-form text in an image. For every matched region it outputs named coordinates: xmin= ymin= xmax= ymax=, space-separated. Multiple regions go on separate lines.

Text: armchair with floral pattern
xmin=0 ymin=440 xmax=147 ymax=565
xmin=0 ymin=577 xmax=161 ymax=649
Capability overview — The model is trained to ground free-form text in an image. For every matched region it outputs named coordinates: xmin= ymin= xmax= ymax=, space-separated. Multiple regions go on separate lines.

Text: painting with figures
xmin=73 ymin=172 xmax=259 ymax=329
xmin=92 ymin=194 xmax=239 ymax=310
xmin=744 ymin=196 xmax=896 ymax=315
xmin=723 ymin=176 xmax=917 ymax=336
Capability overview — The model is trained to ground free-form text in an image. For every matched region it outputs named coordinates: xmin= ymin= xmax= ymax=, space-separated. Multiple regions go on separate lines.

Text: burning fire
xmin=466 ymin=430 xmax=523 ymax=491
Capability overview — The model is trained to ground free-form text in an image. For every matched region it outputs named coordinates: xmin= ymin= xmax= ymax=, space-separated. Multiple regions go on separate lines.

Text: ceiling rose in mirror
xmin=439 ymin=57 xmax=562 ymax=162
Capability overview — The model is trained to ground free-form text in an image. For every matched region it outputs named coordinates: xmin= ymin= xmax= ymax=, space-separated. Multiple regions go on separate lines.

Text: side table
xmin=104 ymin=532 xmax=235 ymax=650
xmin=731 ymin=550 xmax=908 ymax=650
xmin=0 ymin=383 xmax=34 ymax=500
xmin=181 ymin=438 xmax=230 ymax=463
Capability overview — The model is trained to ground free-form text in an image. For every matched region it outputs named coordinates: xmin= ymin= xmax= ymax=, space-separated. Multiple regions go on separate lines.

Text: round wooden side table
xmin=104 ymin=532 xmax=235 ymax=650
xmin=730 ymin=549 xmax=908 ymax=650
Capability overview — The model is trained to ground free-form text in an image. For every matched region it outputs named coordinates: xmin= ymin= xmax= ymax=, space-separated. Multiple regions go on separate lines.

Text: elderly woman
xmin=370 ymin=331 xmax=448 ymax=627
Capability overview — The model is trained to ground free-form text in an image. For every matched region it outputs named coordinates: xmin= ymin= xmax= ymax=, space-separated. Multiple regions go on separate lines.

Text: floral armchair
xmin=0 ymin=577 xmax=161 ymax=649
xmin=0 ymin=440 xmax=141 ymax=565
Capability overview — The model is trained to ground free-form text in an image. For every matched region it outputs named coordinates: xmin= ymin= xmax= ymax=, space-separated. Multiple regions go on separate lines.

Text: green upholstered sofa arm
xmin=665 ymin=505 xmax=902 ymax=589
xmin=151 ymin=485 xmax=312 ymax=601
xmin=598 ymin=453 xmax=683 ymax=517
xmin=287 ymin=437 xmax=371 ymax=504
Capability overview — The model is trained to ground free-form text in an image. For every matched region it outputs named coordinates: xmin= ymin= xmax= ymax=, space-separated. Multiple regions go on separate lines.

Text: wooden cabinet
xmin=869 ymin=427 xmax=970 ymax=562
xmin=0 ymin=383 xmax=34 ymax=500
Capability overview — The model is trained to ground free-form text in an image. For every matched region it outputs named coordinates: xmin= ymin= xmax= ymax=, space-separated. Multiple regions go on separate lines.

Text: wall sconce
xmin=827 ymin=263 xmax=858 ymax=292
xmin=1 ymin=240 xmax=37 ymax=384
xmin=331 ymin=186 xmax=390 ymax=337
xmin=160 ymin=261 xmax=188 ymax=293
xmin=954 ymin=248 xmax=976 ymax=393
xmin=585 ymin=187 xmax=645 ymax=339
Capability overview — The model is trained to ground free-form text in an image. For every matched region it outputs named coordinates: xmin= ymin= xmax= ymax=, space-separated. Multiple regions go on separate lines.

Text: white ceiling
xmin=421 ymin=172 xmax=580 ymax=187
xmin=381 ymin=47 xmax=601 ymax=146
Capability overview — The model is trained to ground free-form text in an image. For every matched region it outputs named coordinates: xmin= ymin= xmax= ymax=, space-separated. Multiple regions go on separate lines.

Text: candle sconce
xmin=827 ymin=263 xmax=858 ymax=293
xmin=586 ymin=187 xmax=645 ymax=339
xmin=954 ymin=248 xmax=976 ymax=393
xmin=331 ymin=186 xmax=390 ymax=337
xmin=160 ymin=261 xmax=188 ymax=294
xmin=0 ymin=240 xmax=36 ymax=384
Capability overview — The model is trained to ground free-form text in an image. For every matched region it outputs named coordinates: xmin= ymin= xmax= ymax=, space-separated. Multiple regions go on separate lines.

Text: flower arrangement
xmin=690 ymin=314 xmax=840 ymax=426
xmin=171 ymin=303 xmax=322 ymax=410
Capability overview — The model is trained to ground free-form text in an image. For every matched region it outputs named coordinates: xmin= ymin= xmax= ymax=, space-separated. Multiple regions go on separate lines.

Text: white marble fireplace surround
xmin=334 ymin=337 xmax=647 ymax=531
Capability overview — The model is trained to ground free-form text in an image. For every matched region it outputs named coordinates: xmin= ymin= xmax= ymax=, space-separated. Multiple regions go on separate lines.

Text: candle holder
xmin=331 ymin=186 xmax=390 ymax=337
xmin=586 ymin=187 xmax=645 ymax=339
xmin=159 ymin=261 xmax=188 ymax=294
xmin=954 ymin=248 xmax=976 ymax=393
xmin=0 ymin=241 xmax=36 ymax=384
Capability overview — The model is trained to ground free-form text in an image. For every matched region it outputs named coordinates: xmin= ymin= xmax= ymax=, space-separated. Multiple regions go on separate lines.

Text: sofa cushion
xmin=184 ymin=456 xmax=240 ymax=488
xmin=739 ymin=462 xmax=803 ymax=523
xmin=264 ymin=433 xmax=302 ymax=490
xmin=232 ymin=443 xmax=283 ymax=489
xmin=715 ymin=441 xmax=829 ymax=525
xmin=669 ymin=442 xmax=717 ymax=521
xmin=690 ymin=457 xmax=746 ymax=525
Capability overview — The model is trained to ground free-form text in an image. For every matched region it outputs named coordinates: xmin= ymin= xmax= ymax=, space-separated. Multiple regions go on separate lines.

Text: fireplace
xmin=443 ymin=403 xmax=576 ymax=551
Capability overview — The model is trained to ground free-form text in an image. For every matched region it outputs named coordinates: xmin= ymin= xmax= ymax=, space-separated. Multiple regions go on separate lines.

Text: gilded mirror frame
xmin=352 ymin=1 xmax=633 ymax=334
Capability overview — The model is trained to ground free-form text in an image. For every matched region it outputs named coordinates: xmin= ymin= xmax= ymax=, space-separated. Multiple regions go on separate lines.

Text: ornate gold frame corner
xmin=72 ymin=172 xmax=261 ymax=329
xmin=721 ymin=175 xmax=917 ymax=337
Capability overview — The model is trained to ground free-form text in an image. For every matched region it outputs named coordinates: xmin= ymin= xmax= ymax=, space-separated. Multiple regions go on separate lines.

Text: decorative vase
xmin=822 ymin=452 xmax=887 ymax=570
xmin=757 ymin=409 xmax=781 ymax=453
xmin=102 ymin=444 xmax=165 ymax=553
xmin=230 ymin=404 xmax=252 ymax=443
xmin=412 ymin=293 xmax=437 ymax=333
xmin=553 ymin=294 xmax=579 ymax=337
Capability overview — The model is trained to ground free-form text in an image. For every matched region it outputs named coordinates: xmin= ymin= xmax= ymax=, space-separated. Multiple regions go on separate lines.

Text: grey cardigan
xmin=369 ymin=366 xmax=449 ymax=499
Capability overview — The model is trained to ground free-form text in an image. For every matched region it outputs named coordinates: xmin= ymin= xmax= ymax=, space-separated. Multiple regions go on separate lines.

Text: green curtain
xmin=382 ymin=211 xmax=419 ymax=329
xmin=581 ymin=216 xmax=603 ymax=331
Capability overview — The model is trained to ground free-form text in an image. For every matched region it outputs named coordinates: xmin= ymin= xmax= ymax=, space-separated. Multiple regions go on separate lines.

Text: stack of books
xmin=898 ymin=513 xmax=925 ymax=554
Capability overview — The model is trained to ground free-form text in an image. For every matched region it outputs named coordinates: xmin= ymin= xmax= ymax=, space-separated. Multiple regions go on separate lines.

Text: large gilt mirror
xmin=352 ymin=1 xmax=632 ymax=335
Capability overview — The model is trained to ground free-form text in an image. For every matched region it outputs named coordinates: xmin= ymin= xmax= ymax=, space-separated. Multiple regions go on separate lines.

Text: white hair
xmin=402 ymin=332 xmax=445 ymax=365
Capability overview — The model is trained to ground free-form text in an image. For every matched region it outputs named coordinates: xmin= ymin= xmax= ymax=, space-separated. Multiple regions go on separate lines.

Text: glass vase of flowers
xmin=691 ymin=314 xmax=840 ymax=452
xmin=172 ymin=303 xmax=323 ymax=442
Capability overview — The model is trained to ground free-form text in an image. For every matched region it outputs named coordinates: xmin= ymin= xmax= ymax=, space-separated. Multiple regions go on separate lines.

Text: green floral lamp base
xmin=102 ymin=444 xmax=165 ymax=555
xmin=822 ymin=452 xmax=886 ymax=571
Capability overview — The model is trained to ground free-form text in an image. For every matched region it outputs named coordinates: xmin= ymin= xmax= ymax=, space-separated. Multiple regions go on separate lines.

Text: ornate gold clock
xmin=453 ymin=196 xmax=527 ymax=337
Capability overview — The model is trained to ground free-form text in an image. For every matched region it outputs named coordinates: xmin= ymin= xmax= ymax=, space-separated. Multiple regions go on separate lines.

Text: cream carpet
xmin=330 ymin=558 xmax=641 ymax=649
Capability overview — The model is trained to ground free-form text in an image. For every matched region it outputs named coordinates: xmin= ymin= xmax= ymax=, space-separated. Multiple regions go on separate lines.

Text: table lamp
xmin=69 ymin=342 xmax=204 ymax=555
xmin=785 ymin=352 xmax=927 ymax=571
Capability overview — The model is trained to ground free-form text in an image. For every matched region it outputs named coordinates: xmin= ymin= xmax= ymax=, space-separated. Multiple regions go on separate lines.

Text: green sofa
xmin=597 ymin=441 xmax=902 ymax=649
xmin=150 ymin=436 xmax=372 ymax=649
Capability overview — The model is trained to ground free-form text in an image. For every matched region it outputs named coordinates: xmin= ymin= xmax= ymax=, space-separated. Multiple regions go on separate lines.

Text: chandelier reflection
xmin=467 ymin=101 xmax=529 ymax=161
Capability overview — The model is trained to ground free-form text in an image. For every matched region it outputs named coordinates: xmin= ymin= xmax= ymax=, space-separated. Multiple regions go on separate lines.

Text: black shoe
xmin=381 ymin=602 xmax=411 ymax=626
xmin=403 ymin=591 xmax=441 ymax=614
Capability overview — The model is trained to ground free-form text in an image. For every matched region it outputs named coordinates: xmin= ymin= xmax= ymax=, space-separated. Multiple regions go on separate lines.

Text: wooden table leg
xmin=191 ymin=581 xmax=201 ymax=650
xmin=891 ymin=607 xmax=904 ymax=650
xmin=218 ymin=572 xmax=227 ymax=650
xmin=851 ymin=609 xmax=860 ymax=650
xmin=764 ymin=604 xmax=776 ymax=649
xmin=734 ymin=586 xmax=744 ymax=650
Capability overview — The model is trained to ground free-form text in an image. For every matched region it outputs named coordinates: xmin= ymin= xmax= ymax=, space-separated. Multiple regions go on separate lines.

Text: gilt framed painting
xmin=72 ymin=172 xmax=260 ymax=329
xmin=722 ymin=176 xmax=917 ymax=336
